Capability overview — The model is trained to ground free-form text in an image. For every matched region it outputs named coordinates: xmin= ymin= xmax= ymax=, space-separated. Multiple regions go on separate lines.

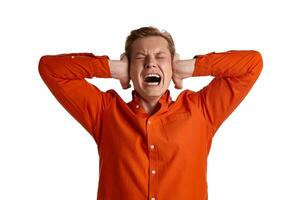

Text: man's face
xmin=129 ymin=36 xmax=172 ymax=101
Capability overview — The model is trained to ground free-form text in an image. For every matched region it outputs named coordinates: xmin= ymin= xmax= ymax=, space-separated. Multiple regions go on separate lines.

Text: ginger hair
xmin=125 ymin=26 xmax=175 ymax=64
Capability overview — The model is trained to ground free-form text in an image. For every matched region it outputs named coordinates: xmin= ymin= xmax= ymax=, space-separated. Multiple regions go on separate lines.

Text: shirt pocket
xmin=161 ymin=112 xmax=193 ymax=143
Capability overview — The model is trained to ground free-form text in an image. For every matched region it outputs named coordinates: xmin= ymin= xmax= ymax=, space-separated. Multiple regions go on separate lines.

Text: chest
xmin=100 ymin=106 xmax=211 ymax=159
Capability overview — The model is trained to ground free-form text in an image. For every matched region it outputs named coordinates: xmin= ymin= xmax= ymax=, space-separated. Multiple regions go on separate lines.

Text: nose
xmin=144 ymin=56 xmax=157 ymax=68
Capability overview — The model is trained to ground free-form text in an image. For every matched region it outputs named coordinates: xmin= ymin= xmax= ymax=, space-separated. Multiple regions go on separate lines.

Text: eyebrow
xmin=134 ymin=52 xmax=146 ymax=56
xmin=134 ymin=51 xmax=168 ymax=56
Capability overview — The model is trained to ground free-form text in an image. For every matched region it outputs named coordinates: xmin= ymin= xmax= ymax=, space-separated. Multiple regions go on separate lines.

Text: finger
xmin=120 ymin=53 xmax=128 ymax=62
xmin=120 ymin=53 xmax=126 ymax=60
xmin=173 ymin=53 xmax=180 ymax=61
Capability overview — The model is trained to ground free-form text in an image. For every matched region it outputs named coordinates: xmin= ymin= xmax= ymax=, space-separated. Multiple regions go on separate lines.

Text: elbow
xmin=251 ymin=50 xmax=263 ymax=74
xmin=38 ymin=55 xmax=51 ymax=77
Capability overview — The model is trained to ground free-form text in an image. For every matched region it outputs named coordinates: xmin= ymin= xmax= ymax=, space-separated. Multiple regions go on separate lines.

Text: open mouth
xmin=144 ymin=73 xmax=161 ymax=86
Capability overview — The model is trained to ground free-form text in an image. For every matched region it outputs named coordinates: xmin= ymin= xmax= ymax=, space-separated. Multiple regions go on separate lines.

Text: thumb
xmin=172 ymin=76 xmax=183 ymax=89
xmin=120 ymin=79 xmax=131 ymax=89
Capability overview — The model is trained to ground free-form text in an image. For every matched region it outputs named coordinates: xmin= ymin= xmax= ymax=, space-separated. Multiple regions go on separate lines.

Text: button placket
xmin=147 ymin=118 xmax=158 ymax=200
xmin=150 ymin=144 xmax=155 ymax=150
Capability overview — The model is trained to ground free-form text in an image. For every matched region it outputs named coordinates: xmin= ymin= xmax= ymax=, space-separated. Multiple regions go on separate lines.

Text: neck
xmin=140 ymin=96 xmax=161 ymax=115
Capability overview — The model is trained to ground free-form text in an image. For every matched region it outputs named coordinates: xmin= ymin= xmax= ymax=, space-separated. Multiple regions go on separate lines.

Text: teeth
xmin=144 ymin=73 xmax=160 ymax=78
xmin=145 ymin=82 xmax=159 ymax=85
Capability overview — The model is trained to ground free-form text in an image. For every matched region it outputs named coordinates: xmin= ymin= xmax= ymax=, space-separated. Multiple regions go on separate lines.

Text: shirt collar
xmin=129 ymin=89 xmax=173 ymax=116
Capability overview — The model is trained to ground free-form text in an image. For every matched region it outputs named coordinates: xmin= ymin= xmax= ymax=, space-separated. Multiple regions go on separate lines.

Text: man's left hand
xmin=172 ymin=53 xmax=196 ymax=89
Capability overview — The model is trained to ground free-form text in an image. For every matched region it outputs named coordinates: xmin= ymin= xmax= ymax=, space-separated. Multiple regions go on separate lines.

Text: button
xmin=135 ymin=104 xmax=139 ymax=109
xmin=151 ymin=169 xmax=156 ymax=174
xmin=150 ymin=144 xmax=155 ymax=149
xmin=148 ymin=120 xmax=151 ymax=125
xmin=151 ymin=198 xmax=156 ymax=200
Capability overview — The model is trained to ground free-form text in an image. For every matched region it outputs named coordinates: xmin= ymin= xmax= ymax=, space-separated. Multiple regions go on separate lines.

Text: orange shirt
xmin=38 ymin=50 xmax=263 ymax=200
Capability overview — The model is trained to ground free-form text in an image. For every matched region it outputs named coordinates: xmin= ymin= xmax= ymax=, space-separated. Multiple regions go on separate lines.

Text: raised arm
xmin=173 ymin=50 xmax=263 ymax=135
xmin=38 ymin=52 xmax=127 ymax=143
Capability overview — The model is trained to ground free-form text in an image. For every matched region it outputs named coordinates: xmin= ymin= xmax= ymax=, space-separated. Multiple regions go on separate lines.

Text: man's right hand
xmin=109 ymin=53 xmax=131 ymax=89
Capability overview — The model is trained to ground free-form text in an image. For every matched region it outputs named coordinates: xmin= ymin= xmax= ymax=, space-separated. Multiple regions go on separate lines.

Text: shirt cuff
xmin=94 ymin=55 xmax=112 ymax=78
xmin=192 ymin=52 xmax=213 ymax=77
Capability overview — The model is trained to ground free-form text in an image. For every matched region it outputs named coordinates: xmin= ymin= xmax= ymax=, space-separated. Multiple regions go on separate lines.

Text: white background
xmin=1 ymin=0 xmax=299 ymax=199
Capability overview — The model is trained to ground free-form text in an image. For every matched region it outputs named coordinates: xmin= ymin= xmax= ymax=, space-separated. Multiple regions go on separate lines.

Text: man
xmin=39 ymin=26 xmax=263 ymax=200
